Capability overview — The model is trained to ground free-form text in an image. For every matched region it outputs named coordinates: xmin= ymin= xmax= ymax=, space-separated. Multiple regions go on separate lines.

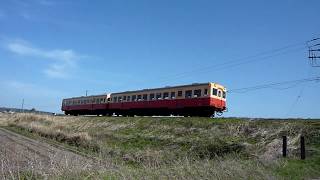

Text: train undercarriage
xmin=64 ymin=107 xmax=223 ymax=117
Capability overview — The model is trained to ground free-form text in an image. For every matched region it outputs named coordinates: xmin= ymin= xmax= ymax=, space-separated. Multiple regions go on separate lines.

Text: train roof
xmin=111 ymin=82 xmax=225 ymax=95
xmin=63 ymin=82 xmax=226 ymax=100
xmin=63 ymin=94 xmax=109 ymax=100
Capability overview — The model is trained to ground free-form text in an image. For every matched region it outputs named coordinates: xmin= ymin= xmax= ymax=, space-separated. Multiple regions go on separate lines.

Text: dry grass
xmin=1 ymin=113 xmax=320 ymax=179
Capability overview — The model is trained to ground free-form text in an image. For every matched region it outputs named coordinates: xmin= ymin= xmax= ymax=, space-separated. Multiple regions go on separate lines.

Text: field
xmin=0 ymin=113 xmax=320 ymax=179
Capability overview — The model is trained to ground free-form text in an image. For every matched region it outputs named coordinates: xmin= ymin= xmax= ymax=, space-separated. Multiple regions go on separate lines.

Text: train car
xmin=61 ymin=82 xmax=226 ymax=117
xmin=62 ymin=94 xmax=110 ymax=116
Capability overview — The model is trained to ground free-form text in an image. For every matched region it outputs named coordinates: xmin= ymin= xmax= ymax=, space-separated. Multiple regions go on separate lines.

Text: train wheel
xmin=216 ymin=111 xmax=223 ymax=116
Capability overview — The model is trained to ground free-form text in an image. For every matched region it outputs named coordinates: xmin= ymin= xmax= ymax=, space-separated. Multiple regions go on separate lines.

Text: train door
xmin=217 ymin=89 xmax=223 ymax=108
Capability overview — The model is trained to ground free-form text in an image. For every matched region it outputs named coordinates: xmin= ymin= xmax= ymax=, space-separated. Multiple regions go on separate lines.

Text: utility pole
xmin=307 ymin=38 xmax=320 ymax=67
xmin=21 ymin=99 xmax=24 ymax=113
xmin=86 ymin=90 xmax=88 ymax=96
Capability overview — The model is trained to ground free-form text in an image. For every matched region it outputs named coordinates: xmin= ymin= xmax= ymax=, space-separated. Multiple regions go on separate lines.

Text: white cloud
xmin=44 ymin=63 xmax=70 ymax=78
xmin=6 ymin=39 xmax=85 ymax=78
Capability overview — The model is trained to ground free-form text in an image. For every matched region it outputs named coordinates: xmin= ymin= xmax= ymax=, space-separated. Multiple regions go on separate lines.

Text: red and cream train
xmin=61 ymin=82 xmax=227 ymax=117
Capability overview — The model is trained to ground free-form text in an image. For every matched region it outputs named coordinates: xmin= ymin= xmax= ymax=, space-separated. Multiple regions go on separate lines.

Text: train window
xmin=204 ymin=89 xmax=208 ymax=96
xmin=132 ymin=95 xmax=137 ymax=101
xmin=143 ymin=94 xmax=148 ymax=101
xmin=185 ymin=90 xmax=192 ymax=98
xmin=123 ymin=96 xmax=127 ymax=101
xmin=212 ymin=88 xmax=218 ymax=96
xmin=156 ymin=93 xmax=162 ymax=99
xmin=218 ymin=90 xmax=222 ymax=97
xmin=127 ymin=96 xmax=131 ymax=102
xmin=113 ymin=97 xmax=117 ymax=103
xmin=171 ymin=92 xmax=176 ymax=99
xmin=194 ymin=89 xmax=201 ymax=97
xmin=150 ymin=93 xmax=155 ymax=100
xmin=223 ymin=91 xmax=226 ymax=99
xmin=163 ymin=92 xmax=169 ymax=99
xmin=137 ymin=95 xmax=142 ymax=101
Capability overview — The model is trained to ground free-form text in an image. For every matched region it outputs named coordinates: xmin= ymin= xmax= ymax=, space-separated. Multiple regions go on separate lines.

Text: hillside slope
xmin=1 ymin=113 xmax=319 ymax=179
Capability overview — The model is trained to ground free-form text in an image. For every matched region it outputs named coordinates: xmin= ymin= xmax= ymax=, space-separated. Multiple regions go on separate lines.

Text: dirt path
xmin=0 ymin=127 xmax=102 ymax=176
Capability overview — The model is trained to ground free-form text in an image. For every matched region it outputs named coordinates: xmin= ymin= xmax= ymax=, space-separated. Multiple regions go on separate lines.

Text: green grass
xmin=275 ymin=155 xmax=320 ymax=180
xmin=2 ymin=114 xmax=320 ymax=179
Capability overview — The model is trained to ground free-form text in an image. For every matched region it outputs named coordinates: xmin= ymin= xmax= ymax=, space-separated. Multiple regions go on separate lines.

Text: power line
xmin=285 ymin=86 xmax=305 ymax=117
xmin=283 ymin=66 xmax=313 ymax=117
xmin=228 ymin=77 xmax=320 ymax=93
xmin=156 ymin=40 xmax=308 ymax=83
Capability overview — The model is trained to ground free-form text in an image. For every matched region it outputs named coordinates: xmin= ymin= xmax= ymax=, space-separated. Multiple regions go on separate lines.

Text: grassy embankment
xmin=1 ymin=113 xmax=320 ymax=179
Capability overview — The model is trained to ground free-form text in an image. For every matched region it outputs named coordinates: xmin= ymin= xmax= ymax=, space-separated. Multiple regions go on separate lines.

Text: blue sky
xmin=0 ymin=0 xmax=319 ymax=118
